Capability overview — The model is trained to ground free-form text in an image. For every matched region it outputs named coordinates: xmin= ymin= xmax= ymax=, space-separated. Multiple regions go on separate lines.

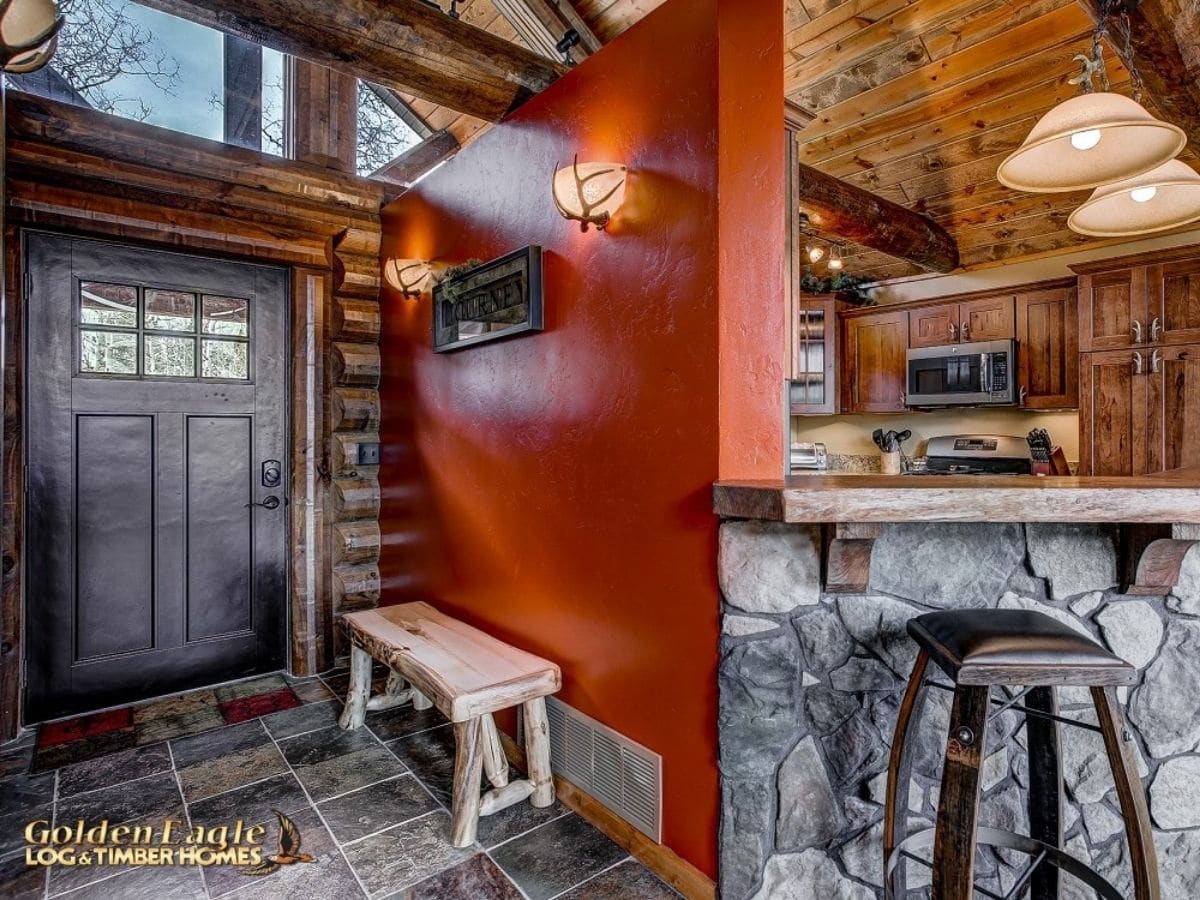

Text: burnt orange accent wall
xmin=378 ymin=0 xmax=783 ymax=878
xmin=718 ymin=0 xmax=787 ymax=478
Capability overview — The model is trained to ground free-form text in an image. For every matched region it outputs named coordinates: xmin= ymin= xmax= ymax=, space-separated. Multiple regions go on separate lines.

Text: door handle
xmin=1132 ymin=319 xmax=1143 ymax=343
xmin=1151 ymin=317 xmax=1162 ymax=342
xmin=961 ymin=320 xmax=970 ymax=341
xmin=1133 ymin=351 xmax=1144 ymax=374
xmin=949 ymin=322 xmax=957 ymax=340
xmin=246 ymin=495 xmax=281 ymax=510
xmin=1151 ymin=349 xmax=1162 ymax=374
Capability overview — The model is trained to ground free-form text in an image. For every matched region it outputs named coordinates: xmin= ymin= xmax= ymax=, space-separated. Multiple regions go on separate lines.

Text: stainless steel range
xmin=911 ymin=434 xmax=1032 ymax=475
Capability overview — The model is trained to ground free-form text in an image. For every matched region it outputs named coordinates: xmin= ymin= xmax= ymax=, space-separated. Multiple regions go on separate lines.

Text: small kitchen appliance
xmin=790 ymin=442 xmax=828 ymax=472
xmin=916 ymin=434 xmax=1032 ymax=475
xmin=905 ymin=339 xmax=1018 ymax=407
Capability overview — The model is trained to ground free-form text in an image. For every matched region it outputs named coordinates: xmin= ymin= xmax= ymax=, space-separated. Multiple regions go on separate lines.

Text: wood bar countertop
xmin=713 ymin=471 xmax=1200 ymax=523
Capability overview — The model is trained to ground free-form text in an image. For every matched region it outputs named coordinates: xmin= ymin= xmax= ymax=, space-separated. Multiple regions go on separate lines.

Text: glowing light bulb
xmin=1130 ymin=185 xmax=1158 ymax=203
xmin=806 ymin=242 xmax=825 ymax=264
xmin=828 ymin=246 xmax=843 ymax=270
xmin=1070 ymin=129 xmax=1102 ymax=151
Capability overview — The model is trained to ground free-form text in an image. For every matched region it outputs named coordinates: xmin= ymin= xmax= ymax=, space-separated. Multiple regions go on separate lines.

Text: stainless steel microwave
xmin=905 ymin=339 xmax=1018 ymax=407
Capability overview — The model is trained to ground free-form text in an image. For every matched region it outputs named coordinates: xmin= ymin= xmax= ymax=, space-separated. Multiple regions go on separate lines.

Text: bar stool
xmin=883 ymin=609 xmax=1160 ymax=900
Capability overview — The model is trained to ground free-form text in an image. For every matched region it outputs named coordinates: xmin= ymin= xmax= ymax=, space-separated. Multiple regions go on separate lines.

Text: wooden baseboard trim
xmin=497 ymin=732 xmax=716 ymax=900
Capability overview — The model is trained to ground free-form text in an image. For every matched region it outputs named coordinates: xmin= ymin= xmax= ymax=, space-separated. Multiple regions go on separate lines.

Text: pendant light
xmin=0 ymin=0 xmax=62 ymax=73
xmin=1068 ymin=160 xmax=1200 ymax=237
xmin=996 ymin=15 xmax=1184 ymax=193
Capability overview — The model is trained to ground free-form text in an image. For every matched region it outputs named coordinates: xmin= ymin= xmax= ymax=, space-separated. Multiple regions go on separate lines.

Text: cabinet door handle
xmin=1133 ymin=351 xmax=1144 ymax=374
xmin=1132 ymin=319 xmax=1144 ymax=343
xmin=899 ymin=390 xmax=906 ymax=407
xmin=949 ymin=322 xmax=957 ymax=340
xmin=960 ymin=321 xmax=970 ymax=341
xmin=1151 ymin=349 xmax=1162 ymax=374
xmin=1151 ymin=317 xmax=1162 ymax=342
xmin=1019 ymin=385 xmax=1028 ymax=406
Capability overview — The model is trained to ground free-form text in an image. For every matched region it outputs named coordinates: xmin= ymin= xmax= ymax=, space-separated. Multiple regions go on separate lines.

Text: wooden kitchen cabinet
xmin=1154 ymin=259 xmax=1200 ymax=346
xmin=790 ymin=294 xmax=843 ymax=414
xmin=1016 ymin=285 xmax=1078 ymax=409
xmin=1079 ymin=343 xmax=1200 ymax=475
xmin=960 ymin=295 xmax=1015 ymax=342
xmin=842 ymin=309 xmax=909 ymax=412
xmin=908 ymin=296 xmax=1014 ymax=348
xmin=909 ymin=303 xmax=958 ymax=348
xmin=1076 ymin=250 xmax=1200 ymax=351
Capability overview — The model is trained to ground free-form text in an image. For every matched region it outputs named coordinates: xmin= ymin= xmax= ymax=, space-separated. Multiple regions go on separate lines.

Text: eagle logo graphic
xmin=239 ymin=810 xmax=316 ymax=876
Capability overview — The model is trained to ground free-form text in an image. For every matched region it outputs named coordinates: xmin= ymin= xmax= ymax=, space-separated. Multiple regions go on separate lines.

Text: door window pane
xmin=201 ymin=339 xmax=248 ymax=379
xmin=80 ymin=283 xmax=137 ymax=327
xmin=202 ymin=296 xmax=249 ymax=336
xmin=145 ymin=290 xmax=196 ymax=332
xmin=81 ymin=330 xmax=138 ymax=374
xmin=145 ymin=335 xmax=196 ymax=377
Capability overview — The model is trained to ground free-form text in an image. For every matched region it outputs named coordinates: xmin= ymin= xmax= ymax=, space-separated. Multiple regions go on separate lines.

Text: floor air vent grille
xmin=526 ymin=696 xmax=662 ymax=842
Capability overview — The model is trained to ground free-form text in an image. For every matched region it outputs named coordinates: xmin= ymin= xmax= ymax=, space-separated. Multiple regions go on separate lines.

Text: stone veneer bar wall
xmin=717 ymin=521 xmax=1200 ymax=899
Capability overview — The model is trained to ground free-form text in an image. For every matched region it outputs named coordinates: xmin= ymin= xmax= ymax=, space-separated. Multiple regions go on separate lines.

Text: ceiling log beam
xmin=133 ymin=0 xmax=565 ymax=123
xmin=796 ymin=162 xmax=960 ymax=273
xmin=1076 ymin=0 xmax=1200 ymax=146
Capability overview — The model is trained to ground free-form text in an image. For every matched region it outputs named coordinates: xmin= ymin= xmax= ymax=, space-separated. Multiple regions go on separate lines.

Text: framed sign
xmin=433 ymin=246 xmax=544 ymax=353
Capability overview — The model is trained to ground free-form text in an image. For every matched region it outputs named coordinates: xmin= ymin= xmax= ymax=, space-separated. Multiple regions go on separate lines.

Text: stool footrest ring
xmin=885 ymin=826 xmax=1123 ymax=900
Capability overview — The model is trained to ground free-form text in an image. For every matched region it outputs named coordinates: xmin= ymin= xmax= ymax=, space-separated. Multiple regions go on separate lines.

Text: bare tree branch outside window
xmin=52 ymin=0 xmax=182 ymax=120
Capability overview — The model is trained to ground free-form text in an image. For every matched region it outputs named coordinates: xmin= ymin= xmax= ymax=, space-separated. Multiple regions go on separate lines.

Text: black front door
xmin=24 ymin=233 xmax=289 ymax=722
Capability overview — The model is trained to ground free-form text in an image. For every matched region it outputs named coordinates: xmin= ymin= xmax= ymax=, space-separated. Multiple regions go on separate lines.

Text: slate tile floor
xmin=0 ymin=668 xmax=681 ymax=900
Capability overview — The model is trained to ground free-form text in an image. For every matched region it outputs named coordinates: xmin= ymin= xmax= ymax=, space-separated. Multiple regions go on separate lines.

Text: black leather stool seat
xmin=907 ymin=609 xmax=1136 ymax=687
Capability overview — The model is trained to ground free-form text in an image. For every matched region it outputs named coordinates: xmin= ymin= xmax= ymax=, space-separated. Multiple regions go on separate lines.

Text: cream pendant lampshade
xmin=997 ymin=93 xmax=1186 ymax=193
xmin=1068 ymin=160 xmax=1200 ymax=237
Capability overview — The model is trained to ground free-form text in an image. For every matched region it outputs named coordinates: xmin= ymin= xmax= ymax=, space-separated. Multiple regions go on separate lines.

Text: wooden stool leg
xmin=883 ymin=649 xmax=931 ymax=900
xmin=412 ymin=688 xmax=433 ymax=711
xmin=480 ymin=714 xmax=509 ymax=788
xmin=932 ymin=685 xmax=991 ymax=900
xmin=450 ymin=718 xmax=484 ymax=847
xmin=338 ymin=644 xmax=372 ymax=730
xmin=1091 ymin=686 xmax=1162 ymax=900
xmin=523 ymin=697 xmax=555 ymax=807
xmin=367 ymin=668 xmax=414 ymax=712
xmin=1025 ymin=686 xmax=1062 ymax=900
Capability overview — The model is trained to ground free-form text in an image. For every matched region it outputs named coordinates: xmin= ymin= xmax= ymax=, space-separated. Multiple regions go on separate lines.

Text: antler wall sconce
xmin=1 ymin=0 xmax=62 ymax=73
xmin=552 ymin=156 xmax=627 ymax=232
xmin=384 ymin=259 xmax=433 ymax=298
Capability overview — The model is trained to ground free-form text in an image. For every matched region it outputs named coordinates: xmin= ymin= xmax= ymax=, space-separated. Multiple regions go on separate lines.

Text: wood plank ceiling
xmin=421 ymin=0 xmax=1194 ymax=280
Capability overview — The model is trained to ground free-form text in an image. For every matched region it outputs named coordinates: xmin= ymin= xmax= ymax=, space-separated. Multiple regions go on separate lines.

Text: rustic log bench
xmin=337 ymin=601 xmax=562 ymax=847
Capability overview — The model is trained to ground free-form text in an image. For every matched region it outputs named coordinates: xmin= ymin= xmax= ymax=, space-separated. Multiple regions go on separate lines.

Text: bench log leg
xmin=338 ymin=644 xmax=372 ymax=730
xmin=367 ymin=669 xmax=414 ymax=712
xmin=412 ymin=688 xmax=433 ymax=711
xmin=523 ymin=697 xmax=555 ymax=807
xmin=450 ymin=718 xmax=484 ymax=847
xmin=480 ymin=714 xmax=509 ymax=788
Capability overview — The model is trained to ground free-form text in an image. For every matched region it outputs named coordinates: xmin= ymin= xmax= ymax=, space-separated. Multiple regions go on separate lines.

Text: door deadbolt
xmin=262 ymin=459 xmax=282 ymax=488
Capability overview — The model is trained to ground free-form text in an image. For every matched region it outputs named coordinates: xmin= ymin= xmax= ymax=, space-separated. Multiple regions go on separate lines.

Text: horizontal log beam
xmin=796 ymin=162 xmax=960 ymax=273
xmin=374 ymin=130 xmax=461 ymax=191
xmin=134 ymin=0 xmax=564 ymax=123
xmin=1076 ymin=0 xmax=1200 ymax=147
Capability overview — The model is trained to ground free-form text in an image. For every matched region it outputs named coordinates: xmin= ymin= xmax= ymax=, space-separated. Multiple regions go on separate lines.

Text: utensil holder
xmin=880 ymin=450 xmax=902 ymax=475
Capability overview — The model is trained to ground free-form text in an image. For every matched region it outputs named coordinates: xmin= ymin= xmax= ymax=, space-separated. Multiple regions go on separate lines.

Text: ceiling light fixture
xmin=996 ymin=9 xmax=1184 ymax=193
xmin=552 ymin=156 xmax=627 ymax=232
xmin=828 ymin=245 xmax=844 ymax=271
xmin=1068 ymin=160 xmax=1200 ymax=237
xmin=0 ymin=0 xmax=62 ymax=73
